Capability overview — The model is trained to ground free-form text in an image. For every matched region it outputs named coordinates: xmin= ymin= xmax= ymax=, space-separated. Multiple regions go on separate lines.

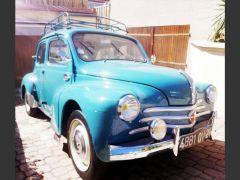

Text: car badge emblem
xmin=188 ymin=111 xmax=196 ymax=124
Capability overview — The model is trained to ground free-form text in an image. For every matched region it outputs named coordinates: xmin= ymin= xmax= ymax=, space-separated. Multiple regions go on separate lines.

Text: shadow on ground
xmin=15 ymin=122 xmax=44 ymax=179
xmin=102 ymin=140 xmax=225 ymax=180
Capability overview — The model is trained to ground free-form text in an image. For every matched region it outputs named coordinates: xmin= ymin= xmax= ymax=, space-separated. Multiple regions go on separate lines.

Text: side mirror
xmin=150 ymin=54 xmax=157 ymax=64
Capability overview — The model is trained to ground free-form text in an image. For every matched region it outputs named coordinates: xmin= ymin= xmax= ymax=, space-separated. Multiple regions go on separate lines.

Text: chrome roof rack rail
xmin=43 ymin=12 xmax=127 ymax=35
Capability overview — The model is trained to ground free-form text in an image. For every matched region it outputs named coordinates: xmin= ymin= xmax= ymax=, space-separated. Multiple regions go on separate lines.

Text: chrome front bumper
xmin=109 ymin=111 xmax=216 ymax=161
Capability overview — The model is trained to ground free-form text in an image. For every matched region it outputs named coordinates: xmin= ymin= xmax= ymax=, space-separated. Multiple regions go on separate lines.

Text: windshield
xmin=72 ymin=33 xmax=146 ymax=62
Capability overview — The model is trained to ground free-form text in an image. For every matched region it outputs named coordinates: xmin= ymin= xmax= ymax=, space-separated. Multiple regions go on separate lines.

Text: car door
xmin=33 ymin=41 xmax=47 ymax=104
xmin=41 ymin=37 xmax=73 ymax=117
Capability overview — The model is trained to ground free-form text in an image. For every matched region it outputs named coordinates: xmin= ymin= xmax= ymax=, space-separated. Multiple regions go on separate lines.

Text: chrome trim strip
xmin=196 ymin=105 xmax=206 ymax=111
xmin=144 ymin=105 xmax=197 ymax=113
xmin=166 ymin=123 xmax=195 ymax=129
xmin=196 ymin=110 xmax=211 ymax=117
xmin=140 ymin=110 xmax=211 ymax=123
xmin=110 ymin=140 xmax=174 ymax=161
xmin=129 ymin=126 xmax=149 ymax=135
xmin=140 ymin=116 xmax=189 ymax=122
xmin=129 ymin=122 xmax=194 ymax=135
xmin=144 ymin=104 xmax=206 ymax=114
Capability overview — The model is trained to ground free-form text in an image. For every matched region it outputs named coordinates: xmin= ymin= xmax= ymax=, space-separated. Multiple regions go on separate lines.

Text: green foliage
xmin=209 ymin=0 xmax=225 ymax=42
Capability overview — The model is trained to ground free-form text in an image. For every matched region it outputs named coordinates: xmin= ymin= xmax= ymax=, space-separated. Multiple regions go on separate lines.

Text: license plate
xmin=178 ymin=127 xmax=212 ymax=151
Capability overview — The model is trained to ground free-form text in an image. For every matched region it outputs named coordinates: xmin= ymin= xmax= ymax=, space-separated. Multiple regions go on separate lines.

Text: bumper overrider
xmin=109 ymin=111 xmax=216 ymax=161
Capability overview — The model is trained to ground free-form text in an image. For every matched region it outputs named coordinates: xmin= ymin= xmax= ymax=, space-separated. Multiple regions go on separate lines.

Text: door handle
xmin=63 ymin=73 xmax=70 ymax=81
xmin=42 ymin=70 xmax=45 ymax=74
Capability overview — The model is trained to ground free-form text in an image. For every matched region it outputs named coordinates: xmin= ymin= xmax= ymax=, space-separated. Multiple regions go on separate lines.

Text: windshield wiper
xmin=111 ymin=42 xmax=124 ymax=55
xmin=79 ymin=41 xmax=93 ymax=55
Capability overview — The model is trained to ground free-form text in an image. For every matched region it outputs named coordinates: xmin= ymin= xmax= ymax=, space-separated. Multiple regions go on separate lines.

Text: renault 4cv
xmin=21 ymin=12 xmax=217 ymax=180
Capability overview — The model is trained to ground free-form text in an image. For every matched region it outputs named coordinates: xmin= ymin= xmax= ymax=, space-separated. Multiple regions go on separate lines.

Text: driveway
xmin=15 ymin=94 xmax=225 ymax=180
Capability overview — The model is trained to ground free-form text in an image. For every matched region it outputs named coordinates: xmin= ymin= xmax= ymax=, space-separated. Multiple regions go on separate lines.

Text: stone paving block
xmin=194 ymin=164 xmax=207 ymax=171
xmin=51 ymin=166 xmax=69 ymax=176
xmin=213 ymin=165 xmax=225 ymax=172
xmin=24 ymin=169 xmax=36 ymax=177
xmin=204 ymin=169 xmax=225 ymax=178
xmin=178 ymin=158 xmax=196 ymax=167
xmin=44 ymin=156 xmax=59 ymax=164
xmin=38 ymin=164 xmax=52 ymax=173
xmin=207 ymin=157 xmax=218 ymax=163
xmin=215 ymin=141 xmax=224 ymax=146
xmin=216 ymin=160 xmax=225 ymax=167
xmin=16 ymin=172 xmax=25 ymax=180
xmin=198 ymin=159 xmax=216 ymax=168
xmin=178 ymin=172 xmax=192 ymax=179
xmin=210 ymin=153 xmax=225 ymax=160
xmin=199 ymin=173 xmax=213 ymax=180
xmin=184 ymin=167 xmax=202 ymax=176
xmin=19 ymin=163 xmax=29 ymax=171
xmin=166 ymin=175 xmax=184 ymax=180
xmin=67 ymin=169 xmax=81 ymax=178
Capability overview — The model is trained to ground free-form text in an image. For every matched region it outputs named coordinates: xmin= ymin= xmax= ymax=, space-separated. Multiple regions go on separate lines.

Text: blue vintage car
xmin=21 ymin=13 xmax=217 ymax=179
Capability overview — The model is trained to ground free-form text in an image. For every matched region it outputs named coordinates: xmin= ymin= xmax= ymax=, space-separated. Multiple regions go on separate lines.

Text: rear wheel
xmin=67 ymin=110 xmax=107 ymax=180
xmin=24 ymin=93 xmax=38 ymax=116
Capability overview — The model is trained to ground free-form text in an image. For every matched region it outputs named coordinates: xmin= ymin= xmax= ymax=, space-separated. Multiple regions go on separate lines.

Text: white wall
xmin=110 ymin=0 xmax=219 ymax=40
xmin=188 ymin=42 xmax=225 ymax=141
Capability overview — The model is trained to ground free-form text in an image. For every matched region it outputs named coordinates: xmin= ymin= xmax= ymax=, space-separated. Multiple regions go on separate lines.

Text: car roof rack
xmin=43 ymin=12 xmax=127 ymax=35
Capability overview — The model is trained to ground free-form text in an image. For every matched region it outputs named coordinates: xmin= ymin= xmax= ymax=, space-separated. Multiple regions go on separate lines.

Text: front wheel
xmin=67 ymin=110 xmax=107 ymax=180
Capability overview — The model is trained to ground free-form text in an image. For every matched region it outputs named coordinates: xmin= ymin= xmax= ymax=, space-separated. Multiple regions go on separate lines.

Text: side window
xmin=48 ymin=39 xmax=70 ymax=63
xmin=37 ymin=43 xmax=46 ymax=64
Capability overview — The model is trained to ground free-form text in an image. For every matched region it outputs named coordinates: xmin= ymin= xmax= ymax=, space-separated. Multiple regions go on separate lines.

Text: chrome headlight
xmin=150 ymin=119 xmax=167 ymax=140
xmin=117 ymin=95 xmax=140 ymax=122
xmin=206 ymin=85 xmax=217 ymax=103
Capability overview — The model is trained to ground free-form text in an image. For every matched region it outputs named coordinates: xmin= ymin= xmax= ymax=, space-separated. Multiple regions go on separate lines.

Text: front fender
xmin=58 ymin=76 xmax=168 ymax=162
xmin=58 ymin=79 xmax=131 ymax=162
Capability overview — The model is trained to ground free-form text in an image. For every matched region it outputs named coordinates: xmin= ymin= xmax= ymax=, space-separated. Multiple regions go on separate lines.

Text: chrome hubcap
xmin=74 ymin=130 xmax=87 ymax=160
xmin=69 ymin=119 xmax=91 ymax=172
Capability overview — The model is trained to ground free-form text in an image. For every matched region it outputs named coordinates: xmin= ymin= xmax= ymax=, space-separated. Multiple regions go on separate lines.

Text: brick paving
xmin=15 ymin=94 xmax=225 ymax=180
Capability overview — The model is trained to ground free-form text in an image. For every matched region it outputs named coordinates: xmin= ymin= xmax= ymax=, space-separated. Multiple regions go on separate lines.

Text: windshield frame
xmin=71 ymin=32 xmax=148 ymax=63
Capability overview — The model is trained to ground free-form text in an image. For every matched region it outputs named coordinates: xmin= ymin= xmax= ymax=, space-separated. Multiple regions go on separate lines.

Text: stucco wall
xmin=187 ymin=41 xmax=225 ymax=141
xmin=110 ymin=0 xmax=219 ymax=41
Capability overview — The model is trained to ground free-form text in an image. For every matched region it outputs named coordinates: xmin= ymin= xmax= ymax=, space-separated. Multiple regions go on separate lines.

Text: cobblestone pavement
xmin=15 ymin=96 xmax=225 ymax=180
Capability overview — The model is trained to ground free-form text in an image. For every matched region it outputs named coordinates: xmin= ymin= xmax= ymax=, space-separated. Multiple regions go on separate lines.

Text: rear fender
xmin=21 ymin=73 xmax=39 ymax=108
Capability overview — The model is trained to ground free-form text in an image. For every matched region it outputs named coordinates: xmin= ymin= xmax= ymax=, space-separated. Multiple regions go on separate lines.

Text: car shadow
xmin=15 ymin=89 xmax=50 ymax=121
xmin=15 ymin=89 xmax=24 ymax=106
xmin=102 ymin=140 xmax=225 ymax=180
xmin=15 ymin=122 xmax=44 ymax=179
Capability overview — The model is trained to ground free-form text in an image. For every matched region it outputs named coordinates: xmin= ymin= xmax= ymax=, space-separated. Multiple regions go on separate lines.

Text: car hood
xmin=79 ymin=61 xmax=192 ymax=105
